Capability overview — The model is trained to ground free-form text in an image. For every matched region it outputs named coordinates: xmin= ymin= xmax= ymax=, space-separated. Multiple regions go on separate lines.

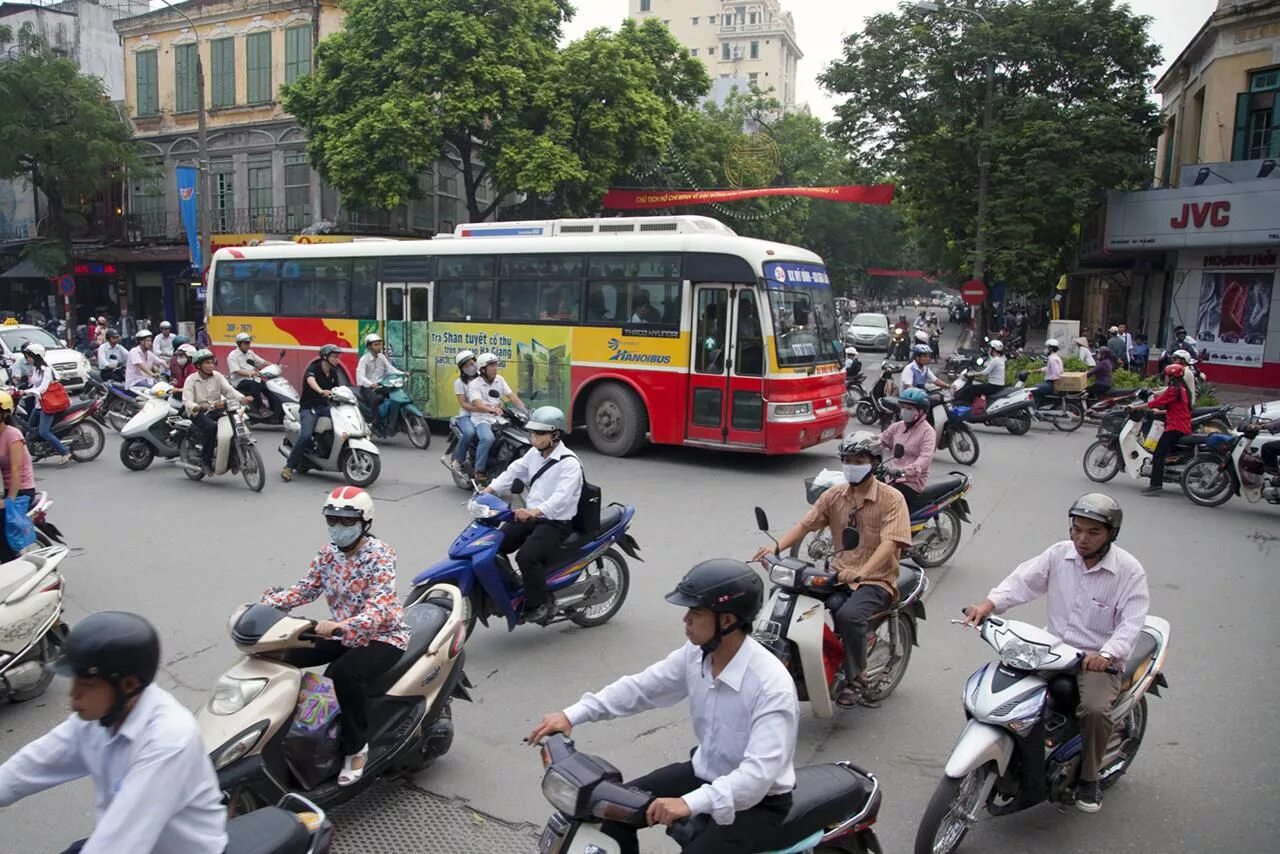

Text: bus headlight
xmin=768 ymin=402 xmax=814 ymax=423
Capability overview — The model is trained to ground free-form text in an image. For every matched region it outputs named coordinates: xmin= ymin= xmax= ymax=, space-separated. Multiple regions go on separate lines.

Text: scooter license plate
xmin=538 ymin=817 xmax=568 ymax=854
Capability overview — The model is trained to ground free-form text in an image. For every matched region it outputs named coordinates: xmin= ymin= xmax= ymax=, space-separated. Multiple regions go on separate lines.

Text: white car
xmin=0 ymin=324 xmax=93 ymax=393
xmin=846 ymin=312 xmax=892 ymax=351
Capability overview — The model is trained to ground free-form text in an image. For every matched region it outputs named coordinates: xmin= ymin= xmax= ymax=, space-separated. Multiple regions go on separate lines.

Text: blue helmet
xmin=911 ymin=343 xmax=932 ymax=357
xmin=900 ymin=387 xmax=929 ymax=409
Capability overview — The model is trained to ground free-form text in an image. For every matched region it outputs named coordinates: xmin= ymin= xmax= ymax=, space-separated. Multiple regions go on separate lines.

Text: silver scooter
xmin=0 ymin=545 xmax=71 ymax=703
xmin=278 ymin=365 xmax=380 ymax=487
xmin=118 ymin=381 xmax=187 ymax=470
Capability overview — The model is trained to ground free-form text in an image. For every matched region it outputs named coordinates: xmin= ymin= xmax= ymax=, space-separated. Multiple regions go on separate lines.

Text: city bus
xmin=205 ymin=215 xmax=845 ymax=455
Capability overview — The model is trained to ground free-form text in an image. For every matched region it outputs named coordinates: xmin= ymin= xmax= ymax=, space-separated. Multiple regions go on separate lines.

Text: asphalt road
xmin=3 ymin=346 xmax=1279 ymax=852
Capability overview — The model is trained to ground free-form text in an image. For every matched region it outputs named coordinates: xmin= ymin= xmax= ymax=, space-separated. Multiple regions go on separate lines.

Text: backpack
xmin=527 ymin=452 xmax=602 ymax=533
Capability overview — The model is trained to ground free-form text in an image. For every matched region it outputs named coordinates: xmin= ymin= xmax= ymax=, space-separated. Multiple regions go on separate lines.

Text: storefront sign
xmin=1203 ymin=252 xmax=1277 ymax=268
xmin=1106 ymin=182 xmax=1280 ymax=250
xmin=1196 ymin=271 xmax=1274 ymax=367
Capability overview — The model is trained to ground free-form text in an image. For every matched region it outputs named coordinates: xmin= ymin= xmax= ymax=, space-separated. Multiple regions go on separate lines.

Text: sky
xmin=565 ymin=0 xmax=1219 ymax=120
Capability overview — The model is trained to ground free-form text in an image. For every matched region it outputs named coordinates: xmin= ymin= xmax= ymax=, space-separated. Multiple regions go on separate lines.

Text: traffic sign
xmin=57 ymin=274 xmax=75 ymax=296
xmin=960 ymin=278 xmax=988 ymax=306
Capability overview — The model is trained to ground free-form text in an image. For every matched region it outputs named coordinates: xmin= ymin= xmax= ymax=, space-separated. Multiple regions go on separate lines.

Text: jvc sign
xmin=1169 ymin=200 xmax=1230 ymax=229
xmin=1106 ymin=182 xmax=1279 ymax=250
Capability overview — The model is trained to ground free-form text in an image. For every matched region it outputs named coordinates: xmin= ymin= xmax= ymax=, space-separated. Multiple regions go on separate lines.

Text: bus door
xmin=686 ymin=284 xmax=766 ymax=447
xmin=380 ymin=281 xmax=433 ymax=410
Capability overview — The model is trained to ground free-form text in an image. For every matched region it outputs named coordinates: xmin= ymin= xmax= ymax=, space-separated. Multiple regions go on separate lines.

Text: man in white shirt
xmin=486 ymin=405 xmax=581 ymax=625
xmin=963 ymin=494 xmax=1149 ymax=815
xmin=528 ymin=560 xmax=799 ymax=854
xmin=467 ymin=352 xmax=526 ymax=481
xmin=152 ymin=321 xmax=176 ymax=359
xmin=954 ymin=339 xmax=1007 ymax=405
xmin=1030 ymin=337 xmax=1065 ymax=409
xmin=0 ymin=611 xmax=227 ymax=854
xmin=96 ymin=328 xmax=128 ymax=381
xmin=124 ymin=329 xmax=164 ymax=387
xmin=226 ymin=332 xmax=273 ymax=417
xmin=356 ymin=333 xmax=395 ymax=427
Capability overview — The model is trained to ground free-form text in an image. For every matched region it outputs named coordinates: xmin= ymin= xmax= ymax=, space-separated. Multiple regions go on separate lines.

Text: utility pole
xmin=159 ymin=1 xmax=211 ymax=288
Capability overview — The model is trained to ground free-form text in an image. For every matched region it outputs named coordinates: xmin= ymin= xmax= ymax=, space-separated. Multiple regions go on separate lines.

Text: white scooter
xmin=279 ymin=384 xmax=380 ymax=487
xmin=914 ymin=612 xmax=1170 ymax=854
xmin=178 ymin=400 xmax=268 ymax=492
xmin=1180 ymin=419 xmax=1280 ymax=507
xmin=118 ymin=382 xmax=186 ymax=470
xmin=246 ymin=353 xmax=301 ymax=427
xmin=0 ymin=545 xmax=71 ymax=703
xmin=1082 ymin=406 xmax=1230 ymax=486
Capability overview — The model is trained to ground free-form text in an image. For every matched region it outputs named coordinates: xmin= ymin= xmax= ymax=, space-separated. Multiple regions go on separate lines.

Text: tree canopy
xmin=821 ymin=0 xmax=1161 ymax=293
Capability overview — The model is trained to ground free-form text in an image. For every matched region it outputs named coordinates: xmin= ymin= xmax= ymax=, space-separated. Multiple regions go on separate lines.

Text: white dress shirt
xmin=357 ymin=351 xmax=394 ymax=387
xmin=125 ymin=347 xmax=163 ymax=387
xmin=153 ymin=333 xmax=176 ymax=359
xmin=1043 ymin=352 xmax=1064 ymax=381
xmin=226 ymin=347 xmax=266 ymax=380
xmin=0 ymin=685 xmax=228 ymax=854
xmin=899 ymin=361 xmax=938 ymax=390
xmin=988 ymin=540 xmax=1150 ymax=661
xmin=97 ymin=342 xmax=128 ymax=370
xmin=467 ymin=374 xmax=513 ymax=425
xmin=490 ymin=441 xmax=583 ymax=521
xmin=565 ymin=638 xmax=798 ymax=826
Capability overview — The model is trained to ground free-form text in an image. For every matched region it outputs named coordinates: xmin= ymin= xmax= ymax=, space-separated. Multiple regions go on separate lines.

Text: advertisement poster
xmin=1195 ymin=271 xmax=1274 ymax=367
xmin=429 ymin=323 xmax=573 ymax=416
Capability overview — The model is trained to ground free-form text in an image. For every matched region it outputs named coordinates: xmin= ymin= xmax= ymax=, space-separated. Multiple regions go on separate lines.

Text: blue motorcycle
xmin=360 ymin=369 xmax=431 ymax=449
xmin=408 ymin=492 xmax=640 ymax=636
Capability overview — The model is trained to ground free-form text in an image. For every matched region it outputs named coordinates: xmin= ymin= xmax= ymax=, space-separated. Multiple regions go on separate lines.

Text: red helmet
xmin=1164 ymin=363 xmax=1185 ymax=379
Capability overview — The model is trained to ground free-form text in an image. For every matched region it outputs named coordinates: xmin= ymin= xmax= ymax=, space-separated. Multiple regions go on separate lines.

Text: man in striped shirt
xmin=963 ymin=493 xmax=1149 ymax=814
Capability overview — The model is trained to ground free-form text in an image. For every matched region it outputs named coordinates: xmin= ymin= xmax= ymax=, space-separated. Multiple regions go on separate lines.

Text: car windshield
xmin=851 ymin=313 xmax=888 ymax=329
xmin=0 ymin=327 xmax=61 ymax=352
xmin=762 ymin=262 xmax=841 ymax=367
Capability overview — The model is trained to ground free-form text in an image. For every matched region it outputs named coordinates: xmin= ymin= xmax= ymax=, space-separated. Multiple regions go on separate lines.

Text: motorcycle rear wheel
xmin=1004 ymin=411 xmax=1031 ymax=435
xmin=120 ymin=437 xmax=155 ymax=471
xmin=910 ymin=508 xmax=961 ymax=568
xmin=1051 ymin=400 xmax=1085 ymax=432
xmin=1082 ymin=440 xmax=1121 ymax=483
xmin=569 ymin=549 xmax=630 ymax=628
xmin=1101 ymin=696 xmax=1148 ymax=790
xmin=68 ymin=421 xmax=105 ymax=462
xmin=914 ymin=763 xmax=996 ymax=854
xmin=404 ymin=414 xmax=431 ymax=449
xmin=6 ymin=636 xmax=56 ymax=703
xmin=862 ymin=616 xmax=913 ymax=703
xmin=1180 ymin=458 xmax=1234 ymax=507
xmin=181 ymin=436 xmax=205 ymax=480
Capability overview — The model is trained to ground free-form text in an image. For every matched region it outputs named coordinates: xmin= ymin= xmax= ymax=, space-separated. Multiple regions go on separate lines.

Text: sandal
xmin=338 ymin=744 xmax=368 ymax=787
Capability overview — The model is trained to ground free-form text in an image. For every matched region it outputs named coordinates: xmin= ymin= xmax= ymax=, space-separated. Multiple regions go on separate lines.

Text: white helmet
xmin=235 ymin=332 xmax=252 ymax=344
xmin=476 ymin=352 xmax=499 ymax=370
xmin=989 ymin=339 xmax=1004 ymax=352
xmin=177 ymin=343 xmax=198 ymax=357
xmin=1044 ymin=338 xmax=1060 ymax=350
xmin=136 ymin=329 xmax=153 ymax=340
xmin=455 ymin=349 xmax=476 ymax=367
xmin=22 ymin=342 xmax=46 ymax=357
xmin=914 ymin=329 xmax=930 ymax=344
xmin=160 ymin=320 xmax=171 ymax=330
xmin=364 ymin=333 xmax=382 ymax=347
xmin=323 ymin=485 xmax=374 ymax=523
xmin=1172 ymin=349 xmax=1192 ymax=363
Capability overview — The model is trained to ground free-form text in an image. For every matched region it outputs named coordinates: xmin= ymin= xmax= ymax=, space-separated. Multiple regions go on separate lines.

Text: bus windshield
xmin=762 ymin=262 xmax=840 ymax=367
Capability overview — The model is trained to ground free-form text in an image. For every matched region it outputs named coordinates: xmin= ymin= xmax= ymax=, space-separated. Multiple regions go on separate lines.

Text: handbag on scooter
xmin=5 ymin=495 xmax=34 ymax=553
xmin=39 ymin=381 xmax=70 ymax=415
xmin=283 ymin=673 xmax=343 ymax=789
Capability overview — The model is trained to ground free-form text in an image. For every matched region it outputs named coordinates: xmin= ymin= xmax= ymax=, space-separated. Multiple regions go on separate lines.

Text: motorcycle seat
xmin=911 ymin=477 xmax=966 ymax=507
xmin=1122 ymin=630 xmax=1159 ymax=682
xmin=1191 ymin=406 xmax=1227 ymax=419
xmin=896 ymin=564 xmax=924 ymax=602
xmin=774 ymin=764 xmax=874 ymax=840
xmin=59 ymin=400 xmax=95 ymax=416
xmin=560 ymin=504 xmax=624 ymax=548
xmin=224 ymin=805 xmax=311 ymax=854
xmin=983 ymin=386 xmax=1021 ymax=403
xmin=369 ymin=601 xmax=450 ymax=695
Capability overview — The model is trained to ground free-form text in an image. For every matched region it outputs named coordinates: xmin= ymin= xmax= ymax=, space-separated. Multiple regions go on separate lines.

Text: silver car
xmin=846 ymin=312 xmax=891 ymax=351
xmin=0 ymin=324 xmax=93 ymax=393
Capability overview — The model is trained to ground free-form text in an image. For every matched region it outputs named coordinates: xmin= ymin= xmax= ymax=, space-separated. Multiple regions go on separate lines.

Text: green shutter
xmin=1231 ymin=91 xmax=1250 ymax=161
xmin=211 ymin=38 xmax=235 ymax=107
xmin=246 ymin=32 xmax=271 ymax=103
xmin=285 ymin=26 xmax=312 ymax=85
xmin=135 ymin=51 xmax=158 ymax=116
xmin=175 ymin=44 xmax=198 ymax=113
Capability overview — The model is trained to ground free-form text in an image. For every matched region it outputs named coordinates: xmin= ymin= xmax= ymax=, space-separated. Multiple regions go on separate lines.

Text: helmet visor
xmin=664 ymin=589 xmax=704 ymax=609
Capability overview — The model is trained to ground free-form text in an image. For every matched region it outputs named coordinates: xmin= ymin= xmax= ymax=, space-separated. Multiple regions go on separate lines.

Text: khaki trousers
xmin=1077 ymin=670 xmax=1123 ymax=782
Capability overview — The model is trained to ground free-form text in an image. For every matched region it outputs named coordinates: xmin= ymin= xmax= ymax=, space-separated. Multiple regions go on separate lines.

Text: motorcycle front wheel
xmin=914 ymin=763 xmax=996 ymax=854
xmin=854 ymin=399 xmax=878 ymax=425
xmin=239 ymin=444 xmax=266 ymax=492
xmin=341 ymin=447 xmax=381 ymax=487
xmin=119 ymin=437 xmax=155 ymax=471
xmin=1082 ymin=440 xmax=1121 ymax=483
xmin=946 ymin=424 xmax=980 ymax=465
xmin=404 ymin=414 xmax=431 ymax=449
xmin=68 ymin=421 xmax=105 ymax=462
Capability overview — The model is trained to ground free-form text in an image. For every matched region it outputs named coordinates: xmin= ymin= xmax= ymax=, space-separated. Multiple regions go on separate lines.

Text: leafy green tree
xmin=821 ymin=0 xmax=1160 ymax=294
xmin=0 ymin=25 xmax=141 ymax=276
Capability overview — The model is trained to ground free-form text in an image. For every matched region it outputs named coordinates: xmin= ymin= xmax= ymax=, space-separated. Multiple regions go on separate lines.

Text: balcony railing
xmin=718 ymin=21 xmax=795 ymax=39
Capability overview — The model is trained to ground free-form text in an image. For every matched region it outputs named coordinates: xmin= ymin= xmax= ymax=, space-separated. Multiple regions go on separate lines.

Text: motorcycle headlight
xmin=208 ymin=675 xmax=268 ymax=715
xmin=541 ymin=768 xmax=583 ymax=816
xmin=768 ymin=565 xmax=797 ymax=587
xmin=998 ymin=638 xmax=1054 ymax=671
xmin=212 ymin=721 xmax=269 ymax=770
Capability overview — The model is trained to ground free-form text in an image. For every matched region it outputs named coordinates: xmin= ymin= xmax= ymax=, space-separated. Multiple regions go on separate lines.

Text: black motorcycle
xmin=13 ymin=395 xmax=106 ymax=463
xmin=441 ymin=405 xmax=532 ymax=490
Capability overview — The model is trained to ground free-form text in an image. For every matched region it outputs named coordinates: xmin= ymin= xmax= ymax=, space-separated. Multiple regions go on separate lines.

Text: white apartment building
xmin=629 ymin=0 xmax=803 ymax=108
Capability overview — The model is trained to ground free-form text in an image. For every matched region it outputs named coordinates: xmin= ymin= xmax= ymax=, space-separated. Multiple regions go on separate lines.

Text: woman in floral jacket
xmin=262 ymin=486 xmax=409 ymax=786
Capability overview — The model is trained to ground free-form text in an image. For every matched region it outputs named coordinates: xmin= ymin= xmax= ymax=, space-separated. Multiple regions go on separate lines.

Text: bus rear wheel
xmin=585 ymin=383 xmax=648 ymax=457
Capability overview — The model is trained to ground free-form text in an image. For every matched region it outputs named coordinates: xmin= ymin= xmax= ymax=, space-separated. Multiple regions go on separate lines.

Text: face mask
xmin=901 ymin=409 xmax=920 ymax=424
xmin=328 ymin=523 xmax=362 ymax=549
xmin=462 ymin=365 xmax=477 ymax=377
xmin=843 ymin=463 xmax=873 ymax=484
xmin=175 ymin=356 xmax=188 ymax=366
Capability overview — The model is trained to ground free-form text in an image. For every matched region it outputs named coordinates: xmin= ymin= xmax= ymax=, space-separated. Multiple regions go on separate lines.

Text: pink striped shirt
xmin=988 ymin=540 xmax=1149 ymax=661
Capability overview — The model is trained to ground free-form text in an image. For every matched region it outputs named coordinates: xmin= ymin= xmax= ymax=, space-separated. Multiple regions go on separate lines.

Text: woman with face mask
xmin=259 ymin=487 xmax=410 ymax=786
xmin=877 ymin=387 xmax=936 ymax=508
xmin=444 ymin=349 xmax=483 ymax=475
xmin=169 ymin=342 xmax=197 ymax=389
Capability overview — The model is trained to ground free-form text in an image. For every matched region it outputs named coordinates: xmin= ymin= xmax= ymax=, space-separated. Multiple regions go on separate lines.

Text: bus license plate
xmin=820 ymin=427 xmax=837 ymax=441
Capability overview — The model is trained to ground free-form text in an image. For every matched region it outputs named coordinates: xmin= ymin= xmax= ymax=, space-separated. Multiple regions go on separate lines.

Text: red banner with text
xmin=600 ymin=184 xmax=896 ymax=210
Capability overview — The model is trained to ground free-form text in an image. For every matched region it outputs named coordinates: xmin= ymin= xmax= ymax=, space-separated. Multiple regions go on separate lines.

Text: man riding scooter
xmin=356 ymin=333 xmax=395 ymax=432
xmin=281 ymin=344 xmax=344 ymax=483
xmin=226 ymin=333 xmax=276 ymax=420
xmin=878 ymin=388 xmax=936 ymax=507
xmin=953 ymin=339 xmax=1006 ymax=406
xmin=96 ymin=329 xmax=128 ymax=383
xmin=182 ymin=349 xmax=252 ymax=477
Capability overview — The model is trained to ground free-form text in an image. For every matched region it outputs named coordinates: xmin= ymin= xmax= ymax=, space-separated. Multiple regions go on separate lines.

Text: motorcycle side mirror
xmin=1016 ymin=370 xmax=1030 ymax=381
xmin=841 ymin=527 xmax=861 ymax=552
xmin=510 ymin=478 xmax=526 ymax=495
xmin=894 ymin=443 xmax=905 ymax=459
xmin=754 ymin=506 xmax=770 ymax=531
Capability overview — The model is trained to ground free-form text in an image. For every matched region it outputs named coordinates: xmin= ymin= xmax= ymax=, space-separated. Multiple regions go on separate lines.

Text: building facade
xmin=628 ymin=0 xmax=803 ymax=108
xmin=1075 ymin=0 xmax=1280 ymax=388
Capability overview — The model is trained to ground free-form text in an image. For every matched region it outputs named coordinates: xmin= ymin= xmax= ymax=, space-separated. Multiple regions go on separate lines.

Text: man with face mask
xmin=878 ymin=387 xmax=936 ymax=508
xmin=963 ymin=494 xmax=1149 ymax=814
xmin=752 ymin=432 xmax=911 ymax=707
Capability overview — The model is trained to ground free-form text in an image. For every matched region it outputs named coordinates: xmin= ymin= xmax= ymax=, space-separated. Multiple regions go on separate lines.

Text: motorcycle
xmin=441 ymin=406 xmax=532 ymax=491
xmin=0 ymin=545 xmax=71 ymax=703
xmin=1082 ymin=406 xmax=1233 ymax=486
xmin=880 ymin=392 xmax=980 ymax=466
xmin=913 ymin=611 xmax=1170 ymax=854
xmin=851 ymin=361 xmax=897 ymax=427
xmin=279 ymin=377 xmax=381 ymax=488
xmin=178 ymin=400 xmax=267 ymax=492
xmin=198 ymin=583 xmax=471 ymax=814
xmin=752 ymin=507 xmax=926 ymax=720
xmin=843 ymin=348 xmax=873 ymax=416
xmin=118 ymin=382 xmax=187 ymax=470
xmin=889 ymin=325 xmax=910 ymax=361
xmin=949 ymin=368 xmax=1034 ymax=435
xmin=795 ymin=463 xmax=972 ymax=569
xmin=84 ymin=371 xmax=149 ymax=432
xmin=358 ymin=369 xmax=430 ymax=450
xmin=1180 ymin=420 xmax=1280 ymax=507
xmin=408 ymin=491 xmax=641 ymax=637
xmin=535 ymin=734 xmax=885 ymax=854
xmin=246 ymin=354 xmax=301 ymax=428
xmin=11 ymin=391 xmax=106 ymax=462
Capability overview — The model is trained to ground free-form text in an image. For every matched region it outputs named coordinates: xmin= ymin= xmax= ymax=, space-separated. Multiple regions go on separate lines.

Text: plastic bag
xmin=5 ymin=495 xmax=34 ymax=554
xmin=283 ymin=673 xmax=343 ymax=789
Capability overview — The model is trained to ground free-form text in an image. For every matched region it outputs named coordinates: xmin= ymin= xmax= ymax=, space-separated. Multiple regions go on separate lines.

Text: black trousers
xmin=890 ymin=482 xmax=920 ymax=511
xmin=1149 ymin=429 xmax=1186 ymax=488
xmin=192 ymin=410 xmax=223 ymax=468
xmin=831 ymin=586 xmax=893 ymax=678
xmin=600 ymin=761 xmax=792 ymax=854
xmin=500 ymin=518 xmax=571 ymax=609
xmin=310 ymin=639 xmax=403 ymax=755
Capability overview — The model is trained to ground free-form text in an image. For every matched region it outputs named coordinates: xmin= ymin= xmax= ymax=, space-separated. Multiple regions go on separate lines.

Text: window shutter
xmin=1231 ymin=91 xmax=1250 ymax=161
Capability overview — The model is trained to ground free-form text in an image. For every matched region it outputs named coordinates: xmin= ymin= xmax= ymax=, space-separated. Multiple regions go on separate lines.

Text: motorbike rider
xmin=751 ymin=432 xmax=912 ymax=708
xmin=445 ymin=350 xmax=483 ymax=475
xmin=1170 ymin=349 xmax=1198 ymax=405
xmin=0 ymin=391 xmax=38 ymax=562
xmin=153 ymin=321 xmax=176 ymax=360
xmin=182 ymin=349 xmax=252 ymax=476
xmin=19 ymin=343 xmax=71 ymax=465
xmin=260 ymin=487 xmax=410 ymax=787
xmin=962 ymin=494 xmax=1149 ymax=814
xmin=356 ymin=333 xmax=395 ymax=429
xmin=1130 ymin=363 xmax=1192 ymax=496
xmin=527 ymin=559 xmax=799 ymax=854
xmin=953 ymin=339 xmax=1006 ymax=405
xmin=1030 ymin=338 xmax=1064 ymax=410
xmin=96 ymin=329 xmax=128 ymax=382
xmin=466 ymin=352 xmax=527 ymax=484
xmin=878 ymin=388 xmax=936 ymax=508
xmin=0 ymin=611 xmax=228 ymax=852
xmin=843 ymin=346 xmax=862 ymax=384
xmin=899 ymin=344 xmax=945 ymax=394
xmin=226 ymin=332 xmax=275 ymax=419
xmin=1259 ymin=417 xmax=1280 ymax=473
xmin=125 ymin=329 xmax=164 ymax=388
xmin=282 ymin=343 xmax=345 ymax=482
xmin=484 ymin=406 xmax=581 ymax=625
xmin=169 ymin=343 xmax=197 ymax=390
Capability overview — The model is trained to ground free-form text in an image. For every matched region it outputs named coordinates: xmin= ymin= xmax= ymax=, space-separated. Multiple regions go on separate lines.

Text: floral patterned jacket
xmin=262 ymin=537 xmax=410 ymax=650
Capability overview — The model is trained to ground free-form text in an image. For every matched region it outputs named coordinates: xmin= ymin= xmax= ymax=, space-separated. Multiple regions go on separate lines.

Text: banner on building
xmin=1196 ymin=270 xmax=1274 ymax=367
xmin=175 ymin=166 xmax=202 ymax=271
xmin=600 ymin=184 xmax=896 ymax=210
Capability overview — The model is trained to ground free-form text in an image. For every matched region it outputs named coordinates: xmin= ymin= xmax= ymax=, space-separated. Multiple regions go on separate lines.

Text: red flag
xmin=600 ymin=184 xmax=895 ymax=210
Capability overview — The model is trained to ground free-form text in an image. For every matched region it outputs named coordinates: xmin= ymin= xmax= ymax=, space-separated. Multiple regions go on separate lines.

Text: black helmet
xmin=666 ymin=559 xmax=763 ymax=656
xmin=319 ymin=344 xmax=341 ymax=358
xmin=1069 ymin=493 xmax=1123 ymax=542
xmin=53 ymin=611 xmax=160 ymax=686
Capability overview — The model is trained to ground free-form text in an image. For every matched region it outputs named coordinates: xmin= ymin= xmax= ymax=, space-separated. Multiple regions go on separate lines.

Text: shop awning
xmin=1 ymin=258 xmax=49 ymax=280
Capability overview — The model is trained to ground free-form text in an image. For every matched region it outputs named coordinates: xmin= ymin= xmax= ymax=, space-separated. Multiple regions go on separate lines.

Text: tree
xmin=0 ymin=25 xmax=141 ymax=276
xmin=821 ymin=0 xmax=1161 ymax=294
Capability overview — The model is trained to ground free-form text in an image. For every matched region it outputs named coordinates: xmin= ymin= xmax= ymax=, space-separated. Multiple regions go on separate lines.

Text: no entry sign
xmin=960 ymin=279 xmax=988 ymax=306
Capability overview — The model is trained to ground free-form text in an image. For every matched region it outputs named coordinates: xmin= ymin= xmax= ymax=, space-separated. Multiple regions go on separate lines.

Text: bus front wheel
xmin=586 ymin=383 xmax=649 ymax=457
